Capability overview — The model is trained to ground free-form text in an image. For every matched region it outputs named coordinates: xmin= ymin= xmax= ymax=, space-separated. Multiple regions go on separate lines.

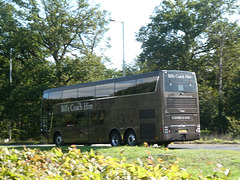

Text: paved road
xmin=1 ymin=143 xmax=240 ymax=151
xmin=168 ymin=143 xmax=240 ymax=151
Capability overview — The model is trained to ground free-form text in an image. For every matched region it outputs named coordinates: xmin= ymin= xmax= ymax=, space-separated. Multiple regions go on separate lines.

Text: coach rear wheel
xmin=110 ymin=131 xmax=121 ymax=146
xmin=54 ymin=133 xmax=63 ymax=146
xmin=125 ymin=130 xmax=137 ymax=146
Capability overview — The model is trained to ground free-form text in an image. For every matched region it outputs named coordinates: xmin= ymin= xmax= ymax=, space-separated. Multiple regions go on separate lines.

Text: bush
xmin=0 ymin=146 xmax=231 ymax=179
xmin=228 ymin=116 xmax=240 ymax=138
xmin=0 ymin=146 xmax=190 ymax=179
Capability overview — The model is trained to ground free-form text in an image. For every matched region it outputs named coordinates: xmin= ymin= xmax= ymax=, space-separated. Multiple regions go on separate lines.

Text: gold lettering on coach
xmin=61 ymin=102 xmax=93 ymax=112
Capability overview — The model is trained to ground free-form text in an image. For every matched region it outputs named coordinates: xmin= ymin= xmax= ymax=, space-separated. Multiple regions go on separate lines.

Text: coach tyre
xmin=110 ymin=131 xmax=121 ymax=146
xmin=54 ymin=133 xmax=63 ymax=146
xmin=125 ymin=130 xmax=137 ymax=146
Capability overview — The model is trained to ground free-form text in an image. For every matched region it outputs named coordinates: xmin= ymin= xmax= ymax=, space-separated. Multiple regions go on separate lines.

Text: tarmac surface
xmin=1 ymin=143 xmax=240 ymax=151
xmin=168 ymin=143 xmax=240 ymax=151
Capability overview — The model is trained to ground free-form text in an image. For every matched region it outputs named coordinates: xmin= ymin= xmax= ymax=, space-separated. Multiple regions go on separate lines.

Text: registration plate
xmin=179 ymin=129 xmax=187 ymax=133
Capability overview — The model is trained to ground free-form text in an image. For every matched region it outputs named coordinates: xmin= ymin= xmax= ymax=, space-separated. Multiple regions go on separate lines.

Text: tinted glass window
xmin=89 ymin=111 xmax=98 ymax=125
xmin=76 ymin=112 xmax=88 ymax=126
xmin=137 ymin=76 xmax=157 ymax=94
xmin=96 ymin=83 xmax=114 ymax=98
xmin=43 ymin=93 xmax=49 ymax=99
xmin=41 ymin=93 xmax=50 ymax=131
xmin=78 ymin=86 xmax=95 ymax=100
xmin=62 ymin=114 xmax=77 ymax=126
xmin=115 ymin=80 xmax=136 ymax=96
xmin=164 ymin=72 xmax=197 ymax=92
xmin=88 ymin=111 xmax=105 ymax=125
xmin=53 ymin=114 xmax=62 ymax=127
xmin=42 ymin=93 xmax=49 ymax=112
xmin=62 ymin=89 xmax=77 ymax=101
xmin=49 ymin=91 xmax=62 ymax=100
xmin=49 ymin=91 xmax=62 ymax=106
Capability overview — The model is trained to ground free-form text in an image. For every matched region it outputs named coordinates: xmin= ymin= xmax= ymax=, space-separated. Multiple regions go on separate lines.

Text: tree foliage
xmin=137 ymin=0 xmax=238 ymax=71
xmin=0 ymin=0 xmax=111 ymax=140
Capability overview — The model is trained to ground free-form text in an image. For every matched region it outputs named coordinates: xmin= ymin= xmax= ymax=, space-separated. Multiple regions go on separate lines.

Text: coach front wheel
xmin=54 ymin=133 xmax=63 ymax=146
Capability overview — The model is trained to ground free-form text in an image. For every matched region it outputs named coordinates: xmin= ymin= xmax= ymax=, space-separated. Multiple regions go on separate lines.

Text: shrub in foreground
xmin=0 ymin=146 xmax=230 ymax=179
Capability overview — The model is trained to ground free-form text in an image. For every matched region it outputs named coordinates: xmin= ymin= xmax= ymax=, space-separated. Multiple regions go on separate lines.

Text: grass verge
xmin=94 ymin=146 xmax=240 ymax=178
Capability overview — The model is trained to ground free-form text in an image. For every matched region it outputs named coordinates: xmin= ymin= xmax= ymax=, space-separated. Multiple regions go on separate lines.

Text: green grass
xmin=2 ymin=144 xmax=240 ymax=179
xmin=94 ymin=146 xmax=240 ymax=178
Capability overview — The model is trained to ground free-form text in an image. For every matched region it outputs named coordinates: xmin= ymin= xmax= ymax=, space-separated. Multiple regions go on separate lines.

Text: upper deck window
xmin=164 ymin=72 xmax=197 ymax=92
xmin=137 ymin=76 xmax=158 ymax=94
xmin=62 ymin=89 xmax=77 ymax=101
xmin=48 ymin=91 xmax=62 ymax=107
xmin=115 ymin=80 xmax=136 ymax=96
xmin=78 ymin=86 xmax=95 ymax=100
xmin=96 ymin=83 xmax=114 ymax=98
xmin=43 ymin=92 xmax=49 ymax=99
xmin=49 ymin=91 xmax=62 ymax=100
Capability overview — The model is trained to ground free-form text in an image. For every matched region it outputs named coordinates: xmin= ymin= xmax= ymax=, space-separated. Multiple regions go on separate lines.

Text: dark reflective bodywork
xmin=41 ymin=70 xmax=200 ymax=145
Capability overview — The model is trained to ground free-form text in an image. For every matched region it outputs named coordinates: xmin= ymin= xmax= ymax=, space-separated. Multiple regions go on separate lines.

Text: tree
xmin=225 ymin=70 xmax=240 ymax=136
xmin=206 ymin=20 xmax=240 ymax=133
xmin=136 ymin=0 xmax=238 ymax=72
xmin=221 ymin=40 xmax=240 ymax=136
xmin=0 ymin=0 xmax=111 ymax=140
xmin=26 ymin=0 xmax=110 ymax=85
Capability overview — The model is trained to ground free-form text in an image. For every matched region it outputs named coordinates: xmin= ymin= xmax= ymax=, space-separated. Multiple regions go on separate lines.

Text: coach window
xmin=115 ymin=80 xmax=136 ymax=96
xmin=43 ymin=92 xmax=48 ymax=100
xmin=62 ymin=89 xmax=77 ymax=101
xmin=89 ymin=111 xmax=98 ymax=125
xmin=99 ymin=111 xmax=105 ymax=125
xmin=42 ymin=93 xmax=49 ymax=112
xmin=137 ymin=76 xmax=157 ymax=94
xmin=76 ymin=112 xmax=88 ymax=126
xmin=53 ymin=114 xmax=62 ymax=127
xmin=49 ymin=91 xmax=62 ymax=105
xmin=78 ymin=86 xmax=95 ymax=100
xmin=62 ymin=114 xmax=76 ymax=127
xmin=49 ymin=91 xmax=62 ymax=100
xmin=89 ymin=111 xmax=105 ymax=125
xmin=96 ymin=83 xmax=114 ymax=98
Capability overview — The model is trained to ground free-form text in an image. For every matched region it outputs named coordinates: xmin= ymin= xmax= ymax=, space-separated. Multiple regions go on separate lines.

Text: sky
xmin=93 ymin=0 xmax=161 ymax=70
